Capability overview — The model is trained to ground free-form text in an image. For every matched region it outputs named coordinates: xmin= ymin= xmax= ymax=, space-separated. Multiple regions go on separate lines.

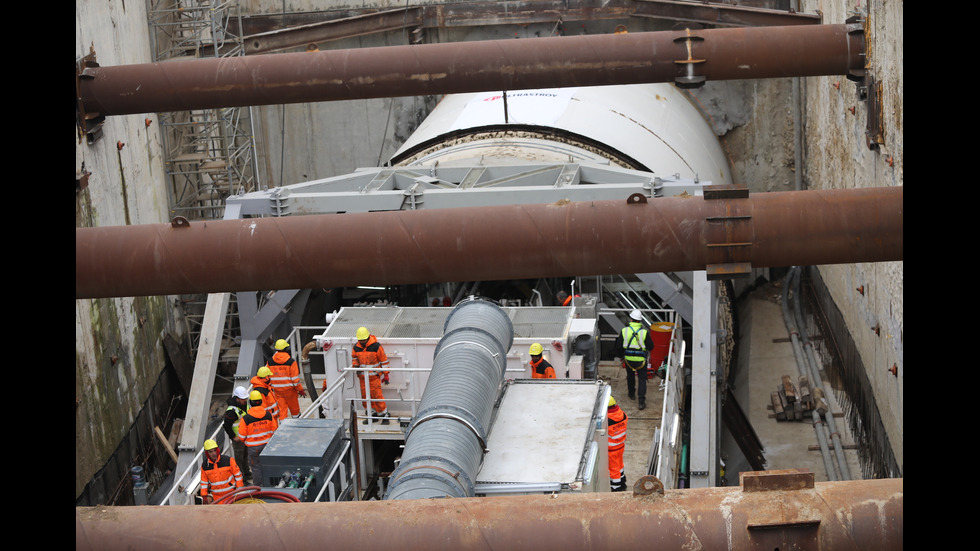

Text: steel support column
xmin=76 ymin=24 xmax=864 ymax=117
xmin=75 ymin=187 xmax=903 ymax=300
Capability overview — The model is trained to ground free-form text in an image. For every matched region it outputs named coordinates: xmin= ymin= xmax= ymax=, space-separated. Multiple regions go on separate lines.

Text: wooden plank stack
xmin=769 ymin=375 xmax=819 ymax=422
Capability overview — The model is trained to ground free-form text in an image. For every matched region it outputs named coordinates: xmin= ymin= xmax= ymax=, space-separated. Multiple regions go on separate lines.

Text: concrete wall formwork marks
xmin=76 ymin=0 xmax=177 ymax=498
xmin=801 ymin=0 xmax=903 ymax=472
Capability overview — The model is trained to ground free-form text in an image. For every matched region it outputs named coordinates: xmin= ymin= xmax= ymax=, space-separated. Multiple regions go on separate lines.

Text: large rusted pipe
xmin=75 ymin=187 xmax=903 ymax=299
xmin=77 ymin=24 xmax=863 ymax=117
xmin=75 ymin=476 xmax=903 ymax=550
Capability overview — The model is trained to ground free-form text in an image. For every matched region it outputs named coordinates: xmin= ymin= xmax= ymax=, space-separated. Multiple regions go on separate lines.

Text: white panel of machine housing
xmin=393 ymin=84 xmax=733 ymax=186
xmin=476 ymin=380 xmax=607 ymax=493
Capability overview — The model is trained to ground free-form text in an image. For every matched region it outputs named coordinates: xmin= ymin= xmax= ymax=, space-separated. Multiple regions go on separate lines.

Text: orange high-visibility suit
xmin=266 ymin=350 xmax=305 ymax=417
xmin=200 ymin=452 xmax=243 ymax=503
xmin=607 ymin=404 xmax=628 ymax=492
xmin=530 ymin=357 xmax=556 ymax=379
xmin=250 ymin=375 xmax=285 ymax=422
xmin=352 ymin=335 xmax=390 ymax=414
xmin=238 ymin=404 xmax=278 ymax=486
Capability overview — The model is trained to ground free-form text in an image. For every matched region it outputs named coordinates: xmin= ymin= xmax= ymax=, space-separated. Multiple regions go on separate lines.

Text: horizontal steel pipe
xmin=75 ymin=477 xmax=903 ymax=550
xmin=75 ymin=187 xmax=902 ymax=299
xmin=77 ymin=24 xmax=863 ymax=117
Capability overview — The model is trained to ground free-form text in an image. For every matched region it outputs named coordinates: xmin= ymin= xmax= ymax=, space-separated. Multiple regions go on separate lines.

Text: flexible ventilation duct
xmin=384 ymin=298 xmax=514 ymax=500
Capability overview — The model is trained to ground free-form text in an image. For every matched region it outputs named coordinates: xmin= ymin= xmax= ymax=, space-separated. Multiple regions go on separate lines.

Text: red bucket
xmin=646 ymin=322 xmax=675 ymax=378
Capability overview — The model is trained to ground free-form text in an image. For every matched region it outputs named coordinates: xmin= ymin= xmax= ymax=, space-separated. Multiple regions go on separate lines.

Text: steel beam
xmin=75 ymin=475 xmax=903 ymax=550
xmin=75 ymin=187 xmax=903 ymax=299
xmin=76 ymin=24 xmax=863 ymax=118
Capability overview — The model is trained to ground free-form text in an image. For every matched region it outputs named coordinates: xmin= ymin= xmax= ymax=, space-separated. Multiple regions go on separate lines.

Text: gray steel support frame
xmin=173 ymin=291 xmax=230 ymax=498
xmin=234 ymin=289 xmax=304 ymax=383
xmin=689 ymin=271 xmax=720 ymax=488
xmin=226 ymin=164 xmax=706 ymax=216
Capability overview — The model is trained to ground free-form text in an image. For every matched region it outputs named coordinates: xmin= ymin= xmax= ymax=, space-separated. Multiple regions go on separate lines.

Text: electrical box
xmin=260 ymin=418 xmax=352 ymax=501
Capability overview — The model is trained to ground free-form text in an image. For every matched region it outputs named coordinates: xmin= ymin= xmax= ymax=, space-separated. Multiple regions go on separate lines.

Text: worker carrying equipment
xmin=200 ymin=438 xmax=244 ymax=504
xmin=265 ymin=337 xmax=307 ymax=418
xmin=606 ymin=396 xmax=628 ymax=492
xmin=251 ymin=366 xmax=284 ymax=422
xmin=615 ymin=310 xmax=655 ymax=410
xmin=529 ymin=343 xmax=556 ymax=379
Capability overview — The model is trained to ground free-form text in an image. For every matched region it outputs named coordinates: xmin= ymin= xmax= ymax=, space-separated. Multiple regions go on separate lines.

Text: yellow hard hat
xmin=249 ymin=390 xmax=263 ymax=402
xmin=274 ymin=338 xmax=289 ymax=350
xmin=257 ymin=366 xmax=273 ymax=378
xmin=608 ymin=396 xmax=616 ymax=407
xmin=204 ymin=439 xmax=218 ymax=451
xmin=529 ymin=342 xmax=543 ymax=356
xmin=356 ymin=327 xmax=370 ymax=340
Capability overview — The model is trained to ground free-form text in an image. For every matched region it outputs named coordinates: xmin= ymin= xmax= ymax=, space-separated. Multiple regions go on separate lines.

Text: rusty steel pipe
xmin=77 ymin=24 xmax=863 ymax=117
xmin=75 ymin=477 xmax=903 ymax=550
xmin=75 ymin=187 xmax=902 ymax=299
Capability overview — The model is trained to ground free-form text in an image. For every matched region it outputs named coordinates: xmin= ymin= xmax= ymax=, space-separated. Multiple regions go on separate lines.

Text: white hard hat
xmin=630 ymin=309 xmax=642 ymax=321
xmin=234 ymin=386 xmax=249 ymax=400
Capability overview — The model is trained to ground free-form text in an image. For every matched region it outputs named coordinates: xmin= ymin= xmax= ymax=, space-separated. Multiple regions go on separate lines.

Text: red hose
xmin=214 ymin=485 xmax=301 ymax=505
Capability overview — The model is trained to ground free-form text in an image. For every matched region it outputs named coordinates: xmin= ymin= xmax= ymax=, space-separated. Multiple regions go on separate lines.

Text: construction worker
xmin=556 ymin=291 xmax=580 ymax=306
xmin=221 ymin=386 xmax=252 ymax=481
xmin=265 ymin=338 xmax=307 ymax=418
xmin=615 ymin=309 xmax=656 ymax=410
xmin=529 ymin=343 xmax=556 ymax=379
xmin=200 ymin=439 xmax=243 ymax=504
xmin=250 ymin=366 xmax=285 ymax=422
xmin=352 ymin=326 xmax=391 ymax=425
xmin=606 ymin=396 xmax=628 ymax=492
xmin=238 ymin=390 xmax=279 ymax=486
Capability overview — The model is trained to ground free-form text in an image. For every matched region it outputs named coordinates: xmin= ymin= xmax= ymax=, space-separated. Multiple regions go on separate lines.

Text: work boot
xmin=361 ymin=416 xmax=372 ymax=425
xmin=380 ymin=412 xmax=391 ymax=425
xmin=628 ymin=391 xmax=635 ymax=400
xmin=638 ymin=400 xmax=646 ymax=411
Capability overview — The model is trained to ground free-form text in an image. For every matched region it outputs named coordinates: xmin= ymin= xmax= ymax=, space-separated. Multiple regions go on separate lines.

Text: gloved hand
xmin=298 ymin=388 xmax=307 ymax=398
xmin=382 ymin=373 xmax=390 ymax=385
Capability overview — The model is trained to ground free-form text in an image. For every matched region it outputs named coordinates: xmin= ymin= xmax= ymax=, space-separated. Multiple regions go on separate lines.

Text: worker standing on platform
xmin=352 ymin=327 xmax=391 ymax=425
xmin=250 ymin=366 xmax=285 ymax=422
xmin=606 ymin=396 xmax=628 ymax=492
xmin=265 ymin=338 xmax=307 ymax=418
xmin=238 ymin=390 xmax=279 ymax=486
xmin=200 ymin=439 xmax=243 ymax=504
xmin=615 ymin=309 xmax=656 ymax=410
xmin=529 ymin=343 xmax=556 ymax=379
xmin=222 ymin=386 xmax=252 ymax=481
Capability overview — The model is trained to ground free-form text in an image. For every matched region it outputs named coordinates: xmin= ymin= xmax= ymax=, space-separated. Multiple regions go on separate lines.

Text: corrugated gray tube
xmin=384 ymin=298 xmax=514 ymax=500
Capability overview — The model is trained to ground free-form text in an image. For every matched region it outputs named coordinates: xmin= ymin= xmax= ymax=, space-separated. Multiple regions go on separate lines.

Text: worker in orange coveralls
xmin=265 ymin=338 xmax=307 ymax=418
xmin=528 ymin=343 xmax=556 ymax=379
xmin=351 ymin=326 xmax=391 ymax=425
xmin=200 ymin=439 xmax=243 ymax=504
xmin=607 ymin=395 xmax=628 ymax=492
xmin=238 ymin=391 xmax=279 ymax=486
xmin=250 ymin=366 xmax=284 ymax=423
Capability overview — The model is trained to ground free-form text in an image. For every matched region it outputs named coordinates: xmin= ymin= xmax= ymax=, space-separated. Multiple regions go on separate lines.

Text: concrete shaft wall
xmin=75 ymin=0 xmax=179 ymax=498
xmin=800 ymin=0 xmax=903 ymax=473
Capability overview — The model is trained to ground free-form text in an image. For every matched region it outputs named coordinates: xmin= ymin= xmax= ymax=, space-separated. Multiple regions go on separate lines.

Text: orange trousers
xmin=274 ymin=388 xmax=301 ymax=417
xmin=608 ymin=446 xmax=625 ymax=480
xmin=358 ymin=374 xmax=386 ymax=413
